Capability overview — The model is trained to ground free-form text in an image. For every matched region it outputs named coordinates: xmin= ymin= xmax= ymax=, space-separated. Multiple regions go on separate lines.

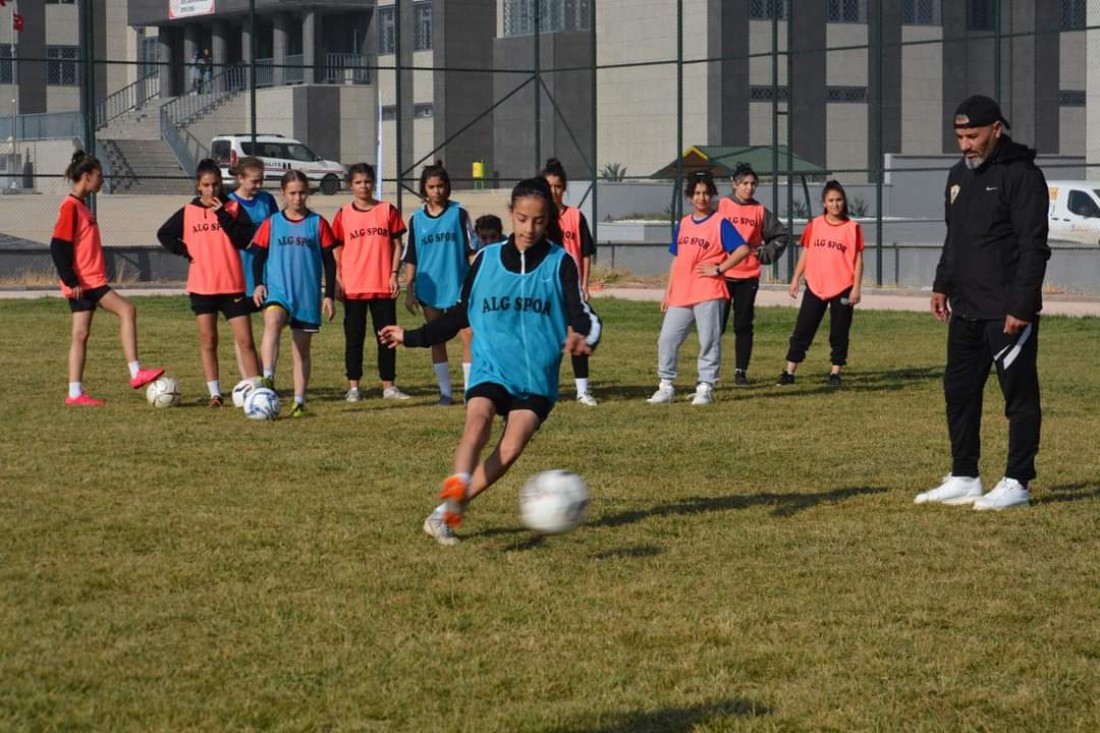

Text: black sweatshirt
xmin=933 ymin=136 xmax=1050 ymax=321
xmin=404 ymin=235 xmax=602 ymax=349
xmin=155 ymin=196 xmax=256 ymax=257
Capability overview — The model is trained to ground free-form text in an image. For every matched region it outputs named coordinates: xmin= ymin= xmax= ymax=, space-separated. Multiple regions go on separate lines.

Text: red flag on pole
xmin=13 ymin=13 xmax=24 ymax=32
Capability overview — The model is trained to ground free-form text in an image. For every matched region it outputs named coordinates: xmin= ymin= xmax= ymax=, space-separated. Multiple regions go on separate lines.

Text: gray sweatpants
xmin=656 ymin=298 xmax=727 ymax=385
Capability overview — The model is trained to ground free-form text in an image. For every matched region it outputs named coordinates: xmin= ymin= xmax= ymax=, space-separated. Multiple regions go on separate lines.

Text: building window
xmin=414 ymin=3 xmax=432 ymax=51
xmin=381 ymin=105 xmax=397 ymax=121
xmin=502 ymin=0 xmax=592 ymax=37
xmin=749 ymin=0 xmax=787 ymax=20
xmin=47 ymin=46 xmax=80 ymax=86
xmin=139 ymin=36 xmax=159 ymax=78
xmin=1060 ymin=90 xmax=1086 ymax=107
xmin=414 ymin=103 xmax=434 ymax=118
xmin=827 ymin=86 xmax=868 ymax=103
xmin=749 ymin=85 xmax=789 ymax=102
xmin=45 ymin=0 xmax=77 ymax=4
xmin=967 ymin=0 xmax=995 ymax=30
xmin=377 ymin=6 xmax=396 ymax=54
xmin=0 ymin=47 xmax=12 ymax=85
xmin=902 ymin=0 xmax=941 ymax=25
xmin=1061 ymin=0 xmax=1086 ymax=30
xmin=826 ymin=0 xmax=866 ymax=23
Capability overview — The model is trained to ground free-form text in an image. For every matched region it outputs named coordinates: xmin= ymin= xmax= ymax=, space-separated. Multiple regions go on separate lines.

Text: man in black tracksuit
xmin=915 ymin=95 xmax=1050 ymax=511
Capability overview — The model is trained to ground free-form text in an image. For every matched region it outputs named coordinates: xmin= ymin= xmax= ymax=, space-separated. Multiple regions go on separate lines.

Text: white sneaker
xmin=382 ymin=386 xmax=411 ymax=400
xmin=913 ymin=474 xmax=984 ymax=505
xmin=422 ymin=508 xmax=460 ymax=546
xmin=646 ymin=384 xmax=675 ymax=404
xmin=345 ymin=388 xmax=362 ymax=403
xmin=691 ymin=383 xmax=714 ymax=406
xmin=973 ymin=477 xmax=1030 ymax=511
xmin=576 ymin=392 xmax=598 ymax=407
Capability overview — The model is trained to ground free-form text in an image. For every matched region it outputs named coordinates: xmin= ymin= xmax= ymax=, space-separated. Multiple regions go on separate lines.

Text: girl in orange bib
xmin=647 ymin=172 xmax=750 ymax=406
xmin=332 ymin=162 xmax=410 ymax=402
xmin=778 ymin=180 xmax=864 ymax=387
xmin=50 ymin=151 xmax=163 ymax=406
xmin=157 ymin=158 xmax=261 ymax=406
xmin=541 ymin=158 xmax=599 ymax=406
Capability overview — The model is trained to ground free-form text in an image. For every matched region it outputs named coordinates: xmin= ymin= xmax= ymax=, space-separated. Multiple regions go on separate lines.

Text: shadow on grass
xmin=591 ymin=485 xmax=887 ymax=528
xmin=1035 ymin=481 xmax=1100 ymax=505
xmin=590 ymin=544 xmax=662 ymax=560
xmin=549 ymin=698 xmax=771 ymax=732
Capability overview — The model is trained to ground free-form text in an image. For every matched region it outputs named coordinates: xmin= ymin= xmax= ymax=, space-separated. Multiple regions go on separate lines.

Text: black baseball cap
xmin=954 ymin=95 xmax=1011 ymax=129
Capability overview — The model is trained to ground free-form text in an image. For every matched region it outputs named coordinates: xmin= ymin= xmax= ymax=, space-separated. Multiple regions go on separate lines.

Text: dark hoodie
xmin=933 ymin=135 xmax=1050 ymax=321
xmin=156 ymin=195 xmax=256 ymax=258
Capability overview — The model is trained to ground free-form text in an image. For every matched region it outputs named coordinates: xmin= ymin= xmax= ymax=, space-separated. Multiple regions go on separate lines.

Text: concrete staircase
xmin=99 ymin=100 xmax=192 ymax=195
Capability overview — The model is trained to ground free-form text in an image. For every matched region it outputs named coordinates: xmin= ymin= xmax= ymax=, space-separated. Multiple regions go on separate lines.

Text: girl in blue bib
xmin=401 ymin=163 xmax=477 ymax=405
xmin=381 ymin=178 xmax=602 ymax=546
xmin=250 ymin=170 xmax=338 ymax=418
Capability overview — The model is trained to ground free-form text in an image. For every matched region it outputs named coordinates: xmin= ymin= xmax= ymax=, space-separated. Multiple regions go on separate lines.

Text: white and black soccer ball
xmin=519 ymin=469 xmax=589 ymax=534
xmin=243 ymin=387 xmax=280 ymax=420
xmin=231 ymin=378 xmax=258 ymax=408
xmin=145 ymin=376 xmax=182 ymax=408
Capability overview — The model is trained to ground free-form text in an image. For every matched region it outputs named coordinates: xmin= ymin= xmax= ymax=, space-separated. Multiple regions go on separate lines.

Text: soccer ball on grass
xmin=519 ymin=469 xmax=589 ymax=534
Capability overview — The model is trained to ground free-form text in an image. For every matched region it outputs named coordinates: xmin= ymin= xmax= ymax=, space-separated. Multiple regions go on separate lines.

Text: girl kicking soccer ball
xmin=157 ymin=158 xmax=261 ymax=407
xmin=380 ymin=178 xmax=602 ymax=546
xmin=250 ymin=170 xmax=337 ymax=418
xmin=51 ymin=151 xmax=162 ymax=405
xmin=778 ymin=180 xmax=865 ymax=386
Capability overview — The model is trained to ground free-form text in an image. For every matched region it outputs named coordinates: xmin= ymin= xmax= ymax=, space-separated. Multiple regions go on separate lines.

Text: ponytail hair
xmin=821 ymin=179 xmax=849 ymax=219
xmin=65 ymin=150 xmax=102 ymax=182
xmin=510 ymin=177 xmax=561 ymax=243
xmin=418 ymin=160 xmax=451 ymax=199
xmin=540 ymin=157 xmax=568 ymax=187
xmin=731 ymin=162 xmax=757 ymax=184
xmin=280 ymin=169 xmax=310 ymax=190
xmin=347 ymin=162 xmax=376 ymax=183
xmin=231 ymin=155 xmax=265 ymax=178
xmin=195 ymin=158 xmax=222 ymax=180
xmin=684 ymin=170 xmax=717 ymax=198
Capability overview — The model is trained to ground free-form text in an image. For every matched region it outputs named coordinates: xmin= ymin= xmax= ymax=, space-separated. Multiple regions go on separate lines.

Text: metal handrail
xmin=161 ymin=63 xmax=247 ymax=130
xmin=159 ymin=107 xmax=198 ymax=179
xmin=322 ymin=53 xmax=372 ymax=84
xmin=95 ymin=71 xmax=160 ymax=129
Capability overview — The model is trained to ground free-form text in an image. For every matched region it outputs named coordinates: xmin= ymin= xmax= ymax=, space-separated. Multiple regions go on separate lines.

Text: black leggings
xmin=785 ymin=286 xmax=854 ymax=366
xmin=344 ymin=298 xmax=397 ymax=382
xmin=720 ymin=277 xmax=759 ymax=371
xmin=570 ymin=354 xmax=589 ymax=379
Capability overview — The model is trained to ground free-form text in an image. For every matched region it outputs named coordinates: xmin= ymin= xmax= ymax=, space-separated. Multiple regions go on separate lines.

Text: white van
xmin=1047 ymin=180 xmax=1100 ymax=244
xmin=211 ymin=134 xmax=345 ymax=195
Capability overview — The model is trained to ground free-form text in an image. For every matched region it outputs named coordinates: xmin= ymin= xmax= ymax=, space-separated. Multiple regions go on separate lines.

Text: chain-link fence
xmin=1 ymin=0 xmax=1098 ymax=294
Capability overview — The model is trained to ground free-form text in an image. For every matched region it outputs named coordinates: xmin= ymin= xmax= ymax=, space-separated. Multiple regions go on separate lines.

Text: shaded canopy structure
xmin=651 ymin=145 xmax=828 ymax=180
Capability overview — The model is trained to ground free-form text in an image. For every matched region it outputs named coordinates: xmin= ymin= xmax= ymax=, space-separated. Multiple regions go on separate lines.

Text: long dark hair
xmin=65 ymin=150 xmax=101 ymax=182
xmin=510 ymin=177 xmax=561 ymax=243
xmin=418 ymin=160 xmax=451 ymax=199
xmin=347 ymin=162 xmax=376 ymax=183
xmin=540 ymin=157 xmax=568 ymax=188
xmin=821 ymin=179 xmax=849 ymax=219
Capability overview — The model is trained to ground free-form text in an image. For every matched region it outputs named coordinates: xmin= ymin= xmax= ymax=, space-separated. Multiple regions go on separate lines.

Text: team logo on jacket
xmin=950 ymin=184 xmax=960 ymax=204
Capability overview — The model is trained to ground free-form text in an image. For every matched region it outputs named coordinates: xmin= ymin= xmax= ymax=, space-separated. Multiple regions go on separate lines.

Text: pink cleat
xmin=130 ymin=367 xmax=165 ymax=389
xmin=65 ymin=394 xmax=105 ymax=407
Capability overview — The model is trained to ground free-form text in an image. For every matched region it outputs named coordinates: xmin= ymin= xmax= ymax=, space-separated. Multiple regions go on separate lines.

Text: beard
xmin=964 ymin=155 xmax=985 ymax=170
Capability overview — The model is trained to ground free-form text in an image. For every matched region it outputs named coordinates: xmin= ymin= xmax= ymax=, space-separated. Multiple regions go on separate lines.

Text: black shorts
xmin=68 ymin=285 xmax=112 ymax=313
xmin=190 ymin=292 xmax=254 ymax=320
xmin=466 ymin=382 xmax=554 ymax=426
xmin=263 ymin=302 xmax=320 ymax=333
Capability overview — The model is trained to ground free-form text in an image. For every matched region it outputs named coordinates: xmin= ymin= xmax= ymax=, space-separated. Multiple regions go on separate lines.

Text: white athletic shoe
xmin=973 ymin=477 xmax=1030 ymax=511
xmin=646 ymin=384 xmax=675 ymax=404
xmin=345 ymin=388 xmax=362 ymax=403
xmin=576 ymin=392 xmax=598 ymax=407
xmin=691 ymin=383 xmax=714 ymax=406
xmin=382 ymin=386 xmax=411 ymax=400
xmin=423 ymin=508 xmax=460 ymax=546
xmin=913 ymin=474 xmax=984 ymax=505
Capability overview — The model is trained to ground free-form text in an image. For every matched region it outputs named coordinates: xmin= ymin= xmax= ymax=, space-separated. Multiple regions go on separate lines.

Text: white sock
xmin=462 ymin=362 xmax=471 ymax=390
xmin=294 ymin=395 xmax=305 ymax=405
xmin=433 ymin=362 xmax=452 ymax=398
xmin=452 ymin=471 xmax=472 ymax=488
xmin=575 ymin=377 xmax=589 ymax=395
xmin=127 ymin=361 xmax=140 ymax=378
xmin=69 ymin=382 xmax=82 ymax=399
xmin=207 ymin=379 xmax=221 ymax=397
xmin=263 ymin=368 xmax=275 ymax=381
xmin=660 ymin=379 xmax=673 ymax=389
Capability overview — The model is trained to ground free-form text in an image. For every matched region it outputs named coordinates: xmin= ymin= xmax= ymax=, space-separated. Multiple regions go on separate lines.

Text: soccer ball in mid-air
xmin=519 ymin=469 xmax=589 ymax=534
xmin=145 ymin=377 xmax=182 ymax=408
xmin=231 ymin=378 xmax=257 ymax=408
xmin=243 ymin=387 xmax=280 ymax=420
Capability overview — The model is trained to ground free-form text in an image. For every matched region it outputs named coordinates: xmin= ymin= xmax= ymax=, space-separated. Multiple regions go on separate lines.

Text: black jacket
xmin=933 ymin=136 xmax=1050 ymax=321
xmin=404 ymin=236 xmax=601 ymax=349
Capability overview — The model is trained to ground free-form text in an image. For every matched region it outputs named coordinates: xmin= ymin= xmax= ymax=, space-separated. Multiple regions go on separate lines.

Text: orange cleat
xmin=439 ymin=474 xmax=469 ymax=527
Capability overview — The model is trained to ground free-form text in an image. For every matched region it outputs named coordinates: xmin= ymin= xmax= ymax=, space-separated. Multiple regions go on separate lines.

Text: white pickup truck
xmin=1047 ymin=180 xmax=1100 ymax=244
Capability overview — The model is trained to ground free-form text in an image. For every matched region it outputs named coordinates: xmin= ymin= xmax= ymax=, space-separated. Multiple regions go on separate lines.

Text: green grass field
xmin=2 ymin=296 xmax=1098 ymax=732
